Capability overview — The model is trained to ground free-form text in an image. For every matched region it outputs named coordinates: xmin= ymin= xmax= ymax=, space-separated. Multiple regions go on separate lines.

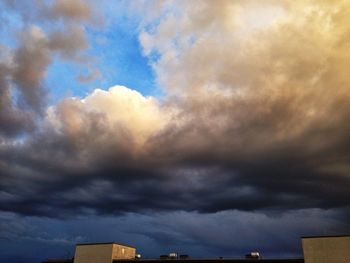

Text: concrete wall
xmin=74 ymin=244 xmax=113 ymax=263
xmin=302 ymin=236 xmax=350 ymax=263
xmin=74 ymin=243 xmax=136 ymax=263
xmin=112 ymin=244 xmax=136 ymax=260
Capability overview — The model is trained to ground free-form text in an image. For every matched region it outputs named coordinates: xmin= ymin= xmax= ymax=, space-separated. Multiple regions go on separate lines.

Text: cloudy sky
xmin=1 ymin=0 xmax=350 ymax=262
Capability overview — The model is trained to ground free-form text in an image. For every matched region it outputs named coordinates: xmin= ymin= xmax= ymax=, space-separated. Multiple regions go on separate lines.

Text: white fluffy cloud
xmin=47 ymin=85 xmax=171 ymax=148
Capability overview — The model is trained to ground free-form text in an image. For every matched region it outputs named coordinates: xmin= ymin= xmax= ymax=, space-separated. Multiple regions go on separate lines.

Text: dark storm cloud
xmin=1 ymin=95 xmax=350 ymax=218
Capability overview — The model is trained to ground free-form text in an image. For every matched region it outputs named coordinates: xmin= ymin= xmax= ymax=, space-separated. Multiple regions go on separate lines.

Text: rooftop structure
xmin=43 ymin=235 xmax=350 ymax=263
xmin=301 ymin=235 xmax=350 ymax=263
xmin=43 ymin=258 xmax=304 ymax=263
xmin=66 ymin=242 xmax=136 ymax=263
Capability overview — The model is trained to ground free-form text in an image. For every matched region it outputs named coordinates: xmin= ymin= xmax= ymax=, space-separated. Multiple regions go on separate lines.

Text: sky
xmin=0 ymin=0 xmax=350 ymax=262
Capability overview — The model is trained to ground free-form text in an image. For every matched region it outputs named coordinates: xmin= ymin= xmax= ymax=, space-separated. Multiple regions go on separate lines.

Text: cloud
xmin=77 ymin=68 xmax=101 ymax=83
xmin=0 ymin=53 xmax=36 ymax=137
xmin=1 ymin=80 xmax=349 ymax=219
xmin=12 ymin=26 xmax=51 ymax=111
xmin=3 ymin=0 xmax=94 ymax=23
xmin=48 ymin=25 xmax=88 ymax=59
xmin=50 ymin=0 xmax=92 ymax=21
xmin=0 ymin=86 xmax=171 ymax=217
xmin=1 ymin=209 xmax=349 ymax=262
xmin=0 ymin=0 xmax=349 ymax=229
xmin=1 ymin=3 xmax=350 ymax=262
xmin=48 ymin=86 xmax=170 ymax=148
xmin=0 ymin=0 xmax=96 ymax=137
xmin=133 ymin=209 xmax=350 ymax=256
xmin=136 ymin=0 xmax=350 ymax=214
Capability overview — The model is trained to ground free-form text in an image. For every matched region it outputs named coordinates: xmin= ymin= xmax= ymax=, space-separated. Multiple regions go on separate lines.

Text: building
xmin=302 ymin=235 xmax=350 ymax=263
xmin=56 ymin=242 xmax=136 ymax=263
xmin=43 ymin=235 xmax=350 ymax=263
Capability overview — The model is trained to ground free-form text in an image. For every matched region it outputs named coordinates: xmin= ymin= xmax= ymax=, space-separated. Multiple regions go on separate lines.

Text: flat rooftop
xmin=115 ymin=259 xmax=304 ymax=263
xmin=43 ymin=258 xmax=304 ymax=263
xmin=75 ymin=242 xmax=136 ymax=249
xmin=301 ymin=234 xmax=350 ymax=239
